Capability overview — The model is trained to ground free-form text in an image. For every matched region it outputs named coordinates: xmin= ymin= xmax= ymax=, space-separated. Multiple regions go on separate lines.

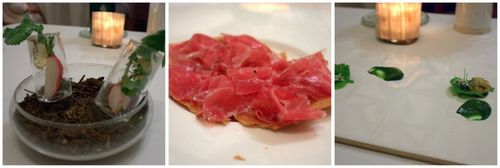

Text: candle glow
xmin=91 ymin=12 xmax=125 ymax=48
xmin=376 ymin=3 xmax=421 ymax=44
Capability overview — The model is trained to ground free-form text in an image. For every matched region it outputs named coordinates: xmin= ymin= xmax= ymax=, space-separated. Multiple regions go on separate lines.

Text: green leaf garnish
xmin=457 ymin=99 xmax=491 ymax=121
xmin=37 ymin=34 xmax=55 ymax=56
xmin=368 ymin=66 xmax=404 ymax=81
xmin=335 ymin=63 xmax=354 ymax=89
xmin=142 ymin=30 xmax=165 ymax=67
xmin=141 ymin=30 xmax=165 ymax=52
xmin=4 ymin=14 xmax=44 ymax=45
xmin=3 ymin=13 xmax=55 ymax=56
xmin=119 ymin=30 xmax=165 ymax=97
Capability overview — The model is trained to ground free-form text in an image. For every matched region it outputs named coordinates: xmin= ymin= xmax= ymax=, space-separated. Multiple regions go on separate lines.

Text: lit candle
xmin=91 ymin=12 xmax=125 ymax=48
xmin=376 ymin=3 xmax=421 ymax=44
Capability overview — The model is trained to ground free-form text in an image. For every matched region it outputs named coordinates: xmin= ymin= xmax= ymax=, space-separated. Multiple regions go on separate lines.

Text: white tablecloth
xmin=3 ymin=24 xmax=165 ymax=165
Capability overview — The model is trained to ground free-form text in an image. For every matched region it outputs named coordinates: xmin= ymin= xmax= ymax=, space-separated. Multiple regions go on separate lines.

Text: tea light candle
xmin=376 ymin=3 xmax=421 ymax=44
xmin=91 ymin=12 xmax=125 ymax=48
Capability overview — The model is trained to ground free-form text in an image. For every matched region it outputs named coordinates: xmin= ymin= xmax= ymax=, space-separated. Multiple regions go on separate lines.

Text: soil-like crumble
xmin=14 ymin=76 xmax=148 ymax=155
xmin=19 ymin=76 xmax=106 ymax=123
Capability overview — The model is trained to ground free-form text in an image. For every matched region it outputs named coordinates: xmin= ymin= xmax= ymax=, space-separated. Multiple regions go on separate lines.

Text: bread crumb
xmin=234 ymin=154 xmax=245 ymax=161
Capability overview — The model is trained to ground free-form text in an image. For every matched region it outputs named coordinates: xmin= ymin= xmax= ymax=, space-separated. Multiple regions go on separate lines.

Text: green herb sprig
xmin=120 ymin=30 xmax=165 ymax=96
xmin=335 ymin=63 xmax=354 ymax=89
xmin=3 ymin=14 xmax=54 ymax=56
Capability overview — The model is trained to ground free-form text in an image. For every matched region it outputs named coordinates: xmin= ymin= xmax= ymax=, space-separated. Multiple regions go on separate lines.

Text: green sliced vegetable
xmin=450 ymin=71 xmax=494 ymax=98
xmin=368 ymin=66 xmax=404 ymax=81
xmin=335 ymin=63 xmax=354 ymax=89
xmin=457 ymin=99 xmax=491 ymax=121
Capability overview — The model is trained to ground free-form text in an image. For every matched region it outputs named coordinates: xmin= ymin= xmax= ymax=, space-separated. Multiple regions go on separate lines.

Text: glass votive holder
xmin=91 ymin=11 xmax=125 ymax=48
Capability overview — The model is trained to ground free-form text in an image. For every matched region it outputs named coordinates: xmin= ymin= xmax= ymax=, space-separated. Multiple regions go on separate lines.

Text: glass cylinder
xmin=27 ymin=33 xmax=72 ymax=106
xmin=376 ymin=3 xmax=422 ymax=44
xmin=454 ymin=3 xmax=492 ymax=34
xmin=95 ymin=40 xmax=164 ymax=117
xmin=91 ymin=11 xmax=125 ymax=48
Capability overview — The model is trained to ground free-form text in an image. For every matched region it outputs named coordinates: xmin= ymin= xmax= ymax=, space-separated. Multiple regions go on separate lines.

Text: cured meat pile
xmin=169 ymin=34 xmax=331 ymax=129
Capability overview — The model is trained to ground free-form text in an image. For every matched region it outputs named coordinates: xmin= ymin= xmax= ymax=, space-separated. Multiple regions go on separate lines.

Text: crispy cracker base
xmin=170 ymin=94 xmax=331 ymax=130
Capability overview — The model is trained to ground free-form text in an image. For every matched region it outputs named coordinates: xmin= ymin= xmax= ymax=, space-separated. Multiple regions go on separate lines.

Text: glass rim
xmin=27 ymin=32 xmax=61 ymax=41
xmin=127 ymin=39 xmax=165 ymax=56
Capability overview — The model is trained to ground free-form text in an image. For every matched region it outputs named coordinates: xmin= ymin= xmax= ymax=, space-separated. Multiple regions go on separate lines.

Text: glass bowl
xmin=9 ymin=63 xmax=153 ymax=161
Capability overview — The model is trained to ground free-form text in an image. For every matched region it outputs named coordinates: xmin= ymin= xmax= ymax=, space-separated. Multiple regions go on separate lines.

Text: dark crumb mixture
xmin=234 ymin=154 xmax=246 ymax=161
xmin=19 ymin=76 xmax=107 ymax=123
xmin=14 ymin=76 xmax=148 ymax=155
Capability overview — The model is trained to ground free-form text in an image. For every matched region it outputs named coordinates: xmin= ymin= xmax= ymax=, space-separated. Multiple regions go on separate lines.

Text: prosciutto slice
xmin=169 ymin=33 xmax=331 ymax=126
xmin=201 ymin=87 xmax=254 ymax=122
xmin=227 ymin=66 xmax=274 ymax=95
xmin=273 ymin=52 xmax=331 ymax=101
xmin=223 ymin=34 xmax=276 ymax=68
xmin=169 ymin=64 xmax=209 ymax=102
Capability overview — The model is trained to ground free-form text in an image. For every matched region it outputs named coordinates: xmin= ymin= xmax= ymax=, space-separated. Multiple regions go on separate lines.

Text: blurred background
xmin=336 ymin=3 xmax=497 ymax=18
xmin=3 ymin=3 xmax=165 ymax=33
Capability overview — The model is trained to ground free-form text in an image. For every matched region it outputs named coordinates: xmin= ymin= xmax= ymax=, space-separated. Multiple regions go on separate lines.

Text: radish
xmin=107 ymin=84 xmax=131 ymax=113
xmin=44 ymin=54 xmax=63 ymax=97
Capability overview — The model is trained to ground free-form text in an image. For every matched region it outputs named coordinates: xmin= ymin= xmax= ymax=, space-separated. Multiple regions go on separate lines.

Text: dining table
xmin=3 ymin=24 xmax=165 ymax=165
xmin=335 ymin=6 xmax=497 ymax=165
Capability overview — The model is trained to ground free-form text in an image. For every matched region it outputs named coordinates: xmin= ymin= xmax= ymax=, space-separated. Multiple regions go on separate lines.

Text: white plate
xmin=335 ymin=7 xmax=497 ymax=165
xmin=169 ymin=3 xmax=331 ymax=165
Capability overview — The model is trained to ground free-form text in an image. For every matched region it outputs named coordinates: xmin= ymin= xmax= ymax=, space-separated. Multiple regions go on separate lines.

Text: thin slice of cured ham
xmin=227 ymin=66 xmax=274 ymax=95
xmin=273 ymin=52 xmax=331 ymax=101
xmin=223 ymin=34 xmax=284 ymax=68
xmin=273 ymin=87 xmax=326 ymax=121
xmin=201 ymin=87 xmax=255 ymax=122
xmin=251 ymin=86 xmax=326 ymax=126
xmin=170 ymin=34 xmax=232 ymax=71
xmin=169 ymin=34 xmax=219 ymax=67
xmin=169 ymin=64 xmax=209 ymax=102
